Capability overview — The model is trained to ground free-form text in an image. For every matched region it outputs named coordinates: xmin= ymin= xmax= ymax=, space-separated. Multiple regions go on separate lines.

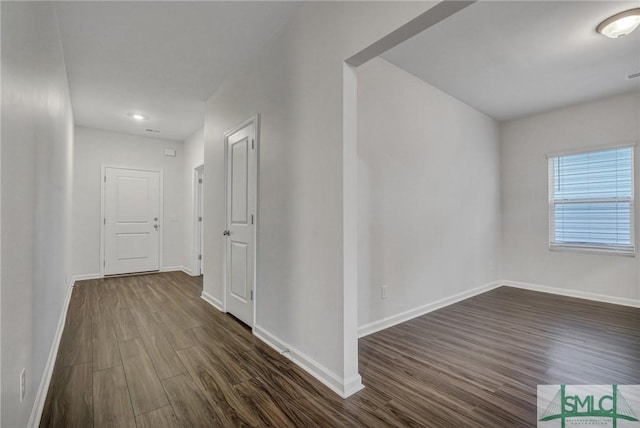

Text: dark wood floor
xmin=41 ymin=272 xmax=639 ymax=427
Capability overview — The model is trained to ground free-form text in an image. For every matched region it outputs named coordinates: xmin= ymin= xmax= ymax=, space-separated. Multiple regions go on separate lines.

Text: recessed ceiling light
xmin=127 ymin=112 xmax=148 ymax=121
xmin=597 ymin=8 xmax=640 ymax=38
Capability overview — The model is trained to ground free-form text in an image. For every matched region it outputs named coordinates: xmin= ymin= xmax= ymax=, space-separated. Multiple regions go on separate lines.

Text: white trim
xmin=357 ymin=279 xmax=639 ymax=340
xmin=342 ymin=62 xmax=362 ymax=392
xmin=0 ymin=6 xmax=3 ymax=411
xmin=358 ymin=281 xmax=502 ymax=338
xmin=502 ymin=280 xmax=640 ymax=308
xmin=73 ymin=273 xmax=103 ymax=281
xmin=545 ymin=140 xmax=638 ymax=159
xmin=160 ymin=266 xmax=187 ymax=273
xmin=200 ymin=291 xmax=224 ymax=312
xmin=100 ymin=165 xmax=164 ymax=276
xmin=73 ymin=268 xmax=197 ymax=281
xmin=180 ymin=266 xmax=194 ymax=276
xmin=28 ymin=278 xmax=75 ymax=428
xmin=160 ymin=266 xmax=186 ymax=274
xmin=193 ymin=163 xmax=204 ymax=276
xmin=549 ymin=243 xmax=635 ymax=257
xmin=345 ymin=1 xmax=476 ymax=67
xmin=254 ymin=115 xmax=260 ymax=327
xmin=253 ymin=325 xmax=364 ymax=399
xmin=342 ymin=374 xmax=365 ymax=398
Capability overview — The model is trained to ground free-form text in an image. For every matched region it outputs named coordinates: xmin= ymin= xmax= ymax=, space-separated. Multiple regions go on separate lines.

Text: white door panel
xmin=230 ymin=241 xmax=248 ymax=301
xmin=225 ymin=119 xmax=257 ymax=326
xmin=104 ymin=167 xmax=160 ymax=275
xmin=115 ymin=233 xmax=152 ymax=260
xmin=231 ymin=138 xmax=249 ymax=225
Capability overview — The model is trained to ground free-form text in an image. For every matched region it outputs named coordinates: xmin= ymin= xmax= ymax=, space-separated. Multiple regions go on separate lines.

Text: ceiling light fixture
xmin=596 ymin=8 xmax=640 ymax=38
xmin=127 ymin=112 xmax=148 ymax=121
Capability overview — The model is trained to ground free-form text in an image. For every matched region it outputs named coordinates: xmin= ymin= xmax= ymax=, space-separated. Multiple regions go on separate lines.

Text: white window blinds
xmin=548 ymin=146 xmax=635 ymax=255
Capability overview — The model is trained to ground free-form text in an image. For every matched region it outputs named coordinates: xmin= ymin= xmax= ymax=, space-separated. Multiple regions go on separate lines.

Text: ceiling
xmin=54 ymin=1 xmax=640 ymax=138
xmin=382 ymin=1 xmax=640 ymax=122
xmin=55 ymin=1 xmax=300 ymax=141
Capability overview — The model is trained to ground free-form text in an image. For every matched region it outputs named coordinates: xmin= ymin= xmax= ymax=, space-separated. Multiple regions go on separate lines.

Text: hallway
xmin=41 ymin=272 xmax=372 ymax=427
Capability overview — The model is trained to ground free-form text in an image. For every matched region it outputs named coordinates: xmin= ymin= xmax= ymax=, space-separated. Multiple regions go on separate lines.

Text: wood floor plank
xmin=139 ymin=330 xmax=186 ymax=380
xmin=93 ymin=366 xmax=136 ymax=428
xmin=119 ymin=338 xmax=169 ymax=415
xmin=41 ymin=273 xmax=640 ymax=427
xmin=60 ymin=285 xmax=92 ymax=367
xmin=92 ymin=313 xmax=120 ymax=372
xmin=129 ymin=308 xmax=165 ymax=341
xmin=135 ymin=406 xmax=180 ymax=428
xmin=126 ymin=295 xmax=187 ymax=380
xmin=177 ymin=345 xmax=260 ymax=426
xmin=190 ymin=326 xmax=255 ymax=385
xmin=39 ymin=362 xmax=92 ymax=428
xmin=112 ymin=307 xmax=140 ymax=342
xmin=161 ymin=373 xmax=225 ymax=427
xmin=60 ymin=318 xmax=92 ymax=367
xmin=233 ymin=377 xmax=300 ymax=427
xmin=93 ymin=280 xmax=117 ymax=322
xmin=152 ymin=310 xmax=197 ymax=350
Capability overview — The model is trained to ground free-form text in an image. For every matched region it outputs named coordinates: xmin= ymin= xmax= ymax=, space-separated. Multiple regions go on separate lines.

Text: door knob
xmin=223 ymin=230 xmax=230 ymax=236
xmin=154 ymin=224 xmax=159 ymax=230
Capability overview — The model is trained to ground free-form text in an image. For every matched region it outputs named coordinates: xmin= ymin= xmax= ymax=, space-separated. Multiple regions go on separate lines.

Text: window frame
xmin=547 ymin=144 xmax=636 ymax=257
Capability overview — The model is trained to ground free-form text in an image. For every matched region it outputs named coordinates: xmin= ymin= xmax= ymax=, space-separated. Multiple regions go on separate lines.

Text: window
xmin=548 ymin=146 xmax=635 ymax=255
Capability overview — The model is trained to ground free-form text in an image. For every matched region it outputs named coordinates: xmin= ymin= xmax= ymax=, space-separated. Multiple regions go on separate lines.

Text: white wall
xmin=73 ymin=126 xmax=184 ymax=276
xmin=501 ymin=93 xmax=640 ymax=301
xmin=203 ymin=1 xmax=434 ymax=395
xmin=0 ymin=2 xmax=3 ymax=421
xmin=182 ymin=127 xmax=204 ymax=275
xmin=357 ymin=58 xmax=502 ymax=329
xmin=1 ymin=3 xmax=75 ymax=426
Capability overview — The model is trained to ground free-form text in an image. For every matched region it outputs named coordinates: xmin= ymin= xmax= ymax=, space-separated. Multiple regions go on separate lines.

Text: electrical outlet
xmin=381 ymin=286 xmax=388 ymax=300
xmin=20 ymin=368 xmax=26 ymax=403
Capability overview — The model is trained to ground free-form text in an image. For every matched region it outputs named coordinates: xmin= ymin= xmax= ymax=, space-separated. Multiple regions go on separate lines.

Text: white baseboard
xmin=358 ymin=281 xmax=502 ymax=338
xmin=200 ymin=291 xmax=224 ymax=312
xmin=28 ymin=278 xmax=75 ymax=428
xmin=160 ymin=265 xmax=184 ymax=273
xmin=74 ymin=267 xmax=196 ymax=280
xmin=502 ymin=280 xmax=640 ymax=308
xmin=73 ymin=273 xmax=102 ymax=281
xmin=163 ymin=265 xmax=195 ymax=276
xmin=342 ymin=373 xmax=365 ymax=397
xmin=254 ymin=325 xmax=364 ymax=399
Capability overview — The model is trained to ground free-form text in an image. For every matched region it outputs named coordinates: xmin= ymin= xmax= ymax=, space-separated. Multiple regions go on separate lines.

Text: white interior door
xmin=224 ymin=119 xmax=257 ymax=327
xmin=104 ymin=167 xmax=161 ymax=275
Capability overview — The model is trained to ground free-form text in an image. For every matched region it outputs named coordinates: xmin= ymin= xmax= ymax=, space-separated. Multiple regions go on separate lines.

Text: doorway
xmin=223 ymin=116 xmax=258 ymax=327
xmin=102 ymin=166 xmax=162 ymax=275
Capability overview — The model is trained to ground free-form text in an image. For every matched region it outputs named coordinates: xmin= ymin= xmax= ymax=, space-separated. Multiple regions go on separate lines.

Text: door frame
xmin=192 ymin=163 xmax=204 ymax=275
xmin=100 ymin=164 xmax=164 ymax=277
xmin=222 ymin=114 xmax=260 ymax=328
